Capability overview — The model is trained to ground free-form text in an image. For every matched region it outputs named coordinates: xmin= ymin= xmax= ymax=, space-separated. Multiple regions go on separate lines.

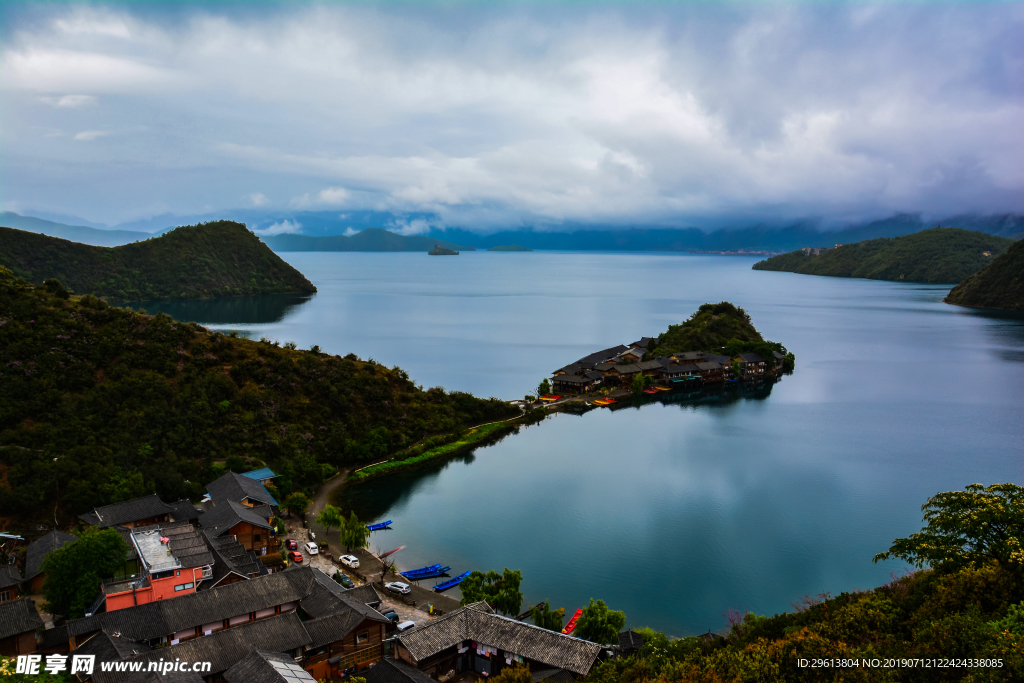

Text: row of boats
xmin=368 ymin=520 xmax=472 ymax=592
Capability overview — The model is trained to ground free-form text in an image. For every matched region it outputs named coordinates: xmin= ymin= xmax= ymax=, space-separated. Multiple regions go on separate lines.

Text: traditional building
xmin=200 ymin=499 xmax=277 ymax=556
xmin=0 ymin=565 xmax=23 ymax=603
xmin=23 ymin=529 xmax=78 ymax=595
xmin=80 ymin=494 xmax=199 ymax=530
xmin=0 ymin=598 xmax=43 ymax=657
xmin=732 ymin=353 xmax=767 ymax=379
xmin=393 ymin=602 xmax=607 ymax=680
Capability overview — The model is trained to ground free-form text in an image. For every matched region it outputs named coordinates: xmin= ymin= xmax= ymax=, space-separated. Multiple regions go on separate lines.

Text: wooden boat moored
xmin=367 ymin=521 xmax=393 ymax=531
xmin=562 ymin=608 xmax=583 ymax=635
xmin=402 ymin=564 xmax=451 ymax=579
xmin=434 ymin=571 xmax=471 ymax=592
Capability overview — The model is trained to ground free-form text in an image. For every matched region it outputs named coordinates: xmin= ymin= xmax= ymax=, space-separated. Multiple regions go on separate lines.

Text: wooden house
xmin=0 ymin=598 xmax=43 ymax=657
xmin=23 ymin=529 xmax=78 ymax=595
xmin=0 ymin=566 xmax=22 ymax=603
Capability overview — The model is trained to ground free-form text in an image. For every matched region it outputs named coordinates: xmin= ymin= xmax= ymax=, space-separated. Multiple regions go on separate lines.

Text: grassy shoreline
xmin=347 ymin=420 xmax=515 ymax=483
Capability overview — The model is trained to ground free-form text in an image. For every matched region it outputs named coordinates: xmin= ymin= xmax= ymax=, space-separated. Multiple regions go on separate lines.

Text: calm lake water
xmin=146 ymin=252 xmax=1024 ymax=636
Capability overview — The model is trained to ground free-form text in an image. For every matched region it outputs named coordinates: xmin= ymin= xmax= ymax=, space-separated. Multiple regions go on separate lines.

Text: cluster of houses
xmin=551 ymin=337 xmax=783 ymax=395
xmin=1 ymin=469 xmax=646 ymax=682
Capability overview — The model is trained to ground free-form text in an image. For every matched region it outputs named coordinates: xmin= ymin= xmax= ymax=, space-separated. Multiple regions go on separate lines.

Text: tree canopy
xmin=283 ymin=492 xmax=310 ymax=517
xmin=874 ymin=483 xmax=1024 ymax=571
xmin=340 ymin=511 xmax=370 ymax=552
xmin=41 ymin=527 xmax=129 ymax=619
xmin=459 ymin=568 xmax=524 ymax=616
xmin=945 ymin=237 xmax=1024 ymax=310
xmin=316 ymin=504 xmax=343 ymax=538
xmin=574 ymin=598 xmax=626 ymax=645
xmin=530 ymin=601 xmax=566 ymax=631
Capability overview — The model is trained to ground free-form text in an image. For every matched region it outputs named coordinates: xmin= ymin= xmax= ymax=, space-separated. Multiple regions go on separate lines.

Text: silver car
xmin=385 ymin=581 xmax=411 ymax=595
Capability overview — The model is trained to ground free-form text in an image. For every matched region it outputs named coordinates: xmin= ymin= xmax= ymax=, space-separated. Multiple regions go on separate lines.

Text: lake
xmin=142 ymin=251 xmax=1024 ymax=636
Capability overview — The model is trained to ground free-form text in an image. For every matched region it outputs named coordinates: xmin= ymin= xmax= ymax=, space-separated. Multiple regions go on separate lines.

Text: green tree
xmin=459 ymin=568 xmax=524 ymax=616
xmin=41 ymin=527 xmax=129 ymax=619
xmin=574 ymin=598 xmax=626 ymax=645
xmin=491 ymin=665 xmax=533 ymax=683
xmin=873 ymin=483 xmax=1024 ymax=570
xmin=537 ymin=378 xmax=551 ymax=396
xmin=630 ymin=374 xmax=653 ymax=395
xmin=283 ymin=492 xmax=310 ymax=517
xmin=530 ymin=601 xmax=566 ymax=631
xmin=340 ymin=511 xmax=370 ymax=552
xmin=731 ymin=359 xmax=743 ymax=379
xmin=316 ymin=504 xmax=343 ymax=539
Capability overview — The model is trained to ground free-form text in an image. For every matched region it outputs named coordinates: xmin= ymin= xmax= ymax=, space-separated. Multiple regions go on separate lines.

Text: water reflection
xmin=121 ymin=293 xmax=315 ymax=325
xmin=955 ymin=308 xmax=1024 ymax=363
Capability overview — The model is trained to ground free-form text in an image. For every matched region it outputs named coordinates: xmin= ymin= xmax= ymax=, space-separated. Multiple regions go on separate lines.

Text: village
xmin=1 ymin=467 xmax=645 ymax=683
xmin=541 ymin=337 xmax=785 ymax=403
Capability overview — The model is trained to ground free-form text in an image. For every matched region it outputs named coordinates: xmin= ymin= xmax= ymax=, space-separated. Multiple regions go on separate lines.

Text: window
xmin=176 ymin=570 xmax=180 ymax=576
xmin=0 ymin=590 xmax=10 ymax=602
xmin=254 ymin=533 xmax=261 ymax=543
xmin=174 ymin=583 xmax=195 ymax=592
xmin=356 ymin=631 xmax=369 ymax=644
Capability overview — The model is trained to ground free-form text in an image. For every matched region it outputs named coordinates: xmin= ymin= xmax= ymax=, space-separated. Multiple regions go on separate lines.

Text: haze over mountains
xmin=2 ymin=210 xmax=1021 ymax=253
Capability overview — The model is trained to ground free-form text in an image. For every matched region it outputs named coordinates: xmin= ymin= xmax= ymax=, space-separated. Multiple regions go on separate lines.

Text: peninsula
xmin=0 ymin=264 xmax=519 ymax=522
xmin=751 ymin=228 xmax=1014 ymax=283
xmin=0 ymin=220 xmax=317 ymax=302
xmin=945 ymin=237 xmax=1024 ymax=310
xmin=428 ymin=245 xmax=459 ymax=255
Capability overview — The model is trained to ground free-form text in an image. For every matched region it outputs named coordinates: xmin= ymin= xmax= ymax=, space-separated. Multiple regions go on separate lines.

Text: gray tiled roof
xmin=736 ymin=353 xmax=766 ymax=363
xmin=0 ymin=563 xmax=23 ymax=589
xmin=618 ymin=630 xmax=644 ymax=650
xmin=533 ymin=669 xmax=576 ymax=683
xmin=224 ymin=650 xmax=316 ymax=683
xmin=24 ymin=529 xmax=79 ymax=581
xmin=395 ymin=604 xmax=603 ymax=676
xmin=343 ymin=584 xmax=383 ymax=607
xmin=65 ymin=567 xmax=376 ymax=644
xmin=122 ymin=671 xmax=206 ymax=683
xmin=703 ymin=354 xmax=731 ymax=365
xmin=200 ymin=499 xmax=274 ymax=537
xmin=363 ymin=658 xmax=437 ymax=683
xmin=207 ymin=472 xmax=278 ymax=507
xmin=79 ymin=494 xmax=176 ymax=528
xmin=695 ymin=362 xmax=722 ymax=370
xmin=167 ymin=499 xmax=201 ymax=523
xmin=576 ymin=345 xmax=629 ymax=366
xmin=37 ymin=624 xmax=69 ymax=651
xmin=0 ymin=598 xmax=44 ymax=640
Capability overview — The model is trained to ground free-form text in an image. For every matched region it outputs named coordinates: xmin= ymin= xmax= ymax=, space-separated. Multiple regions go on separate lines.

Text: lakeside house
xmin=549 ymin=339 xmax=778 ymax=394
xmin=0 ymin=565 xmax=23 ymax=604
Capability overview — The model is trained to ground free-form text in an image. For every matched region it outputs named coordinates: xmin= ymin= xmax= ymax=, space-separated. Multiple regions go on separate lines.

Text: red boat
xmin=562 ymin=608 xmax=583 ymax=635
xmin=642 ymin=389 xmax=658 ymax=395
xmin=603 ymin=399 xmax=617 ymax=404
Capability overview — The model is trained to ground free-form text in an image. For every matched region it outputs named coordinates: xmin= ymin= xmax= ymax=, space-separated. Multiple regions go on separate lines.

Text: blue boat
xmin=433 ymin=571 xmax=471 ymax=592
xmin=367 ymin=521 xmax=392 ymax=531
xmin=402 ymin=564 xmax=451 ymax=580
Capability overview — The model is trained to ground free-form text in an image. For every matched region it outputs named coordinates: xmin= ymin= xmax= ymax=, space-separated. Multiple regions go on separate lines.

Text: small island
xmin=487 ymin=244 xmax=533 ymax=252
xmin=945 ymin=237 xmax=1024 ymax=310
xmin=428 ymin=245 xmax=460 ymax=255
xmin=752 ymin=228 xmax=1014 ymax=284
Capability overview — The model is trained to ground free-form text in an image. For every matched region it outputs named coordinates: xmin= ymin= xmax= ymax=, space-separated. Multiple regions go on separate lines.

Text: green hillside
xmin=0 ymin=221 xmax=317 ymax=301
xmin=0 ymin=265 xmax=519 ymax=522
xmin=264 ymin=227 xmax=474 ymax=252
xmin=645 ymin=301 xmax=793 ymax=370
xmin=752 ymin=228 xmax=1014 ymax=283
xmin=945 ymin=238 xmax=1024 ymax=310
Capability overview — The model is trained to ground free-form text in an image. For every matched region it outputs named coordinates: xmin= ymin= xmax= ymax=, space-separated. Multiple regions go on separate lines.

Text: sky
xmin=1 ymin=1 xmax=1022 ymax=233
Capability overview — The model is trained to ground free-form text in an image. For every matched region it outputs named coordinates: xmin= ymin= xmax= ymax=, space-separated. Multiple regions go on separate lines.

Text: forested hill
xmin=752 ymin=228 xmax=1015 ymax=284
xmin=645 ymin=301 xmax=793 ymax=370
xmin=945 ymin=238 xmax=1024 ymax=310
xmin=0 ymin=221 xmax=317 ymax=301
xmin=0 ymin=266 xmax=519 ymax=522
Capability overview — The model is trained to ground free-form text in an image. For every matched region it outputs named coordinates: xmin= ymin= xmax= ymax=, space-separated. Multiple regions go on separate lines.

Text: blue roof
xmin=241 ymin=467 xmax=277 ymax=481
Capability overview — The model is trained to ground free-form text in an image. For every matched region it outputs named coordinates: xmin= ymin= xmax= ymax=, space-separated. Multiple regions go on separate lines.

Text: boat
xmin=434 ymin=571 xmax=471 ymax=592
xmin=655 ymin=386 xmax=671 ymax=391
xmin=367 ymin=521 xmax=392 ymax=531
xmin=592 ymin=399 xmax=610 ymax=406
xmin=603 ymin=399 xmax=617 ymax=404
xmin=402 ymin=564 xmax=451 ymax=579
xmin=379 ymin=546 xmax=405 ymax=559
xmin=562 ymin=608 xmax=583 ymax=635
xmin=539 ymin=395 xmax=562 ymax=402
xmin=642 ymin=388 xmax=658 ymax=395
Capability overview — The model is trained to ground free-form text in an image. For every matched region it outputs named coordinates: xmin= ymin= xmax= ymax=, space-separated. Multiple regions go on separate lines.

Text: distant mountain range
xmin=3 ymin=210 xmax=1022 ymax=252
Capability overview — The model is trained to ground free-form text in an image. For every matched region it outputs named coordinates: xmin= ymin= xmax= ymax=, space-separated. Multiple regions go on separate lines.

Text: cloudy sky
xmin=1 ymin=1 xmax=1022 ymax=230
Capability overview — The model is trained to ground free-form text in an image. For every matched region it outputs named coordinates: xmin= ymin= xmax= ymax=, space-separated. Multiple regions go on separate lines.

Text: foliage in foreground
xmin=460 ymin=568 xmax=525 ymax=616
xmin=945 ymin=238 xmax=1024 ymax=311
xmin=752 ymin=228 xmax=1014 ymax=285
xmin=0 ymin=221 xmax=317 ymax=302
xmin=0 ymin=266 xmax=519 ymax=522
xmin=583 ymin=483 xmax=1024 ymax=683
xmin=41 ymin=527 xmax=129 ymax=619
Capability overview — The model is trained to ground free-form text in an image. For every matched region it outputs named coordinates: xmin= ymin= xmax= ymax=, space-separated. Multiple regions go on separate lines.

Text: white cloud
xmin=247 ymin=192 xmax=269 ymax=207
xmin=73 ymin=130 xmax=108 ymax=141
xmin=255 ymin=219 xmax=302 ymax=236
xmin=388 ymin=217 xmax=436 ymax=236
xmin=343 ymin=227 xmax=358 ymax=236
xmin=0 ymin=3 xmax=1021 ymax=225
xmin=42 ymin=94 xmax=97 ymax=108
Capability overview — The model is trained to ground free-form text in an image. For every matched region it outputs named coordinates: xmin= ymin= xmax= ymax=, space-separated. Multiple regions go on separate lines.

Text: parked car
xmin=289 ymin=550 xmax=304 ymax=563
xmin=336 ymin=574 xmax=355 ymax=589
xmin=385 ymin=581 xmax=411 ymax=595
xmin=286 ymin=539 xmax=298 ymax=551
xmin=339 ymin=554 xmax=359 ymax=569
xmin=305 ymin=541 xmax=319 ymax=555
xmin=382 ymin=611 xmax=399 ymax=624
xmin=396 ymin=621 xmax=416 ymax=632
